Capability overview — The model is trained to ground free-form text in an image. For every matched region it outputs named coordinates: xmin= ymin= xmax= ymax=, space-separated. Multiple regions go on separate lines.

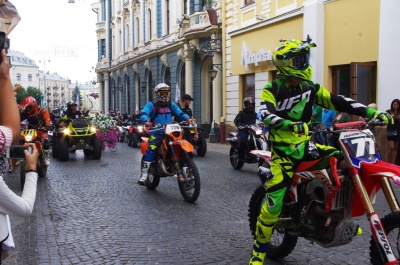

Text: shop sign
xmin=240 ymin=41 xmax=272 ymax=71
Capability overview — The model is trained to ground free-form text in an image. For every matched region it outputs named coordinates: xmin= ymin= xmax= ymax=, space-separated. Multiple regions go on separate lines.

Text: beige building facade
xmin=224 ymin=0 xmax=397 ymax=127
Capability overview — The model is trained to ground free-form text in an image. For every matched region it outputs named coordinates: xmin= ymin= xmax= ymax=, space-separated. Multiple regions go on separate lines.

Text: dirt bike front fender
xmin=174 ymin=139 xmax=194 ymax=153
xmin=351 ymin=161 xmax=400 ymax=217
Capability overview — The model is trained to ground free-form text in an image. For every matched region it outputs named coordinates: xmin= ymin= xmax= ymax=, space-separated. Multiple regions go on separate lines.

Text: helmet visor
xmin=274 ymin=53 xmax=309 ymax=70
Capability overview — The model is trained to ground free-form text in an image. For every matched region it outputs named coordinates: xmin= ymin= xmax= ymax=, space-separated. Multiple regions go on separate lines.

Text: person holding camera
xmin=0 ymin=48 xmax=39 ymax=263
xmin=386 ymin=99 xmax=400 ymax=164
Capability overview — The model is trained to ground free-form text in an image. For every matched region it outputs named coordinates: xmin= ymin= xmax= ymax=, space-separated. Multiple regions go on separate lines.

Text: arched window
xmin=164 ymin=67 xmax=171 ymax=86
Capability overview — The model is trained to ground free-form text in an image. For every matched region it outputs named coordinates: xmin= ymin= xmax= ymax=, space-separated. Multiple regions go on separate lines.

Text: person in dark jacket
xmin=234 ymin=97 xmax=257 ymax=162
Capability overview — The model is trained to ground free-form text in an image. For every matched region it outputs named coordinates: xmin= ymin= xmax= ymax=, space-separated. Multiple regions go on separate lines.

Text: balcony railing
xmin=96 ymin=21 xmax=106 ymax=31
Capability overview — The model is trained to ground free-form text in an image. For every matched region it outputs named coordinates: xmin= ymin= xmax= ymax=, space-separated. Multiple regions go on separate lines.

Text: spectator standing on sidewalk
xmin=179 ymin=94 xmax=198 ymax=141
xmin=386 ymin=99 xmax=400 ymax=164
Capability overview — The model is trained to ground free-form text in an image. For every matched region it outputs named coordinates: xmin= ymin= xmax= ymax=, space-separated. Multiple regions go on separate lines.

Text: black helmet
xmin=243 ymin=97 xmax=255 ymax=111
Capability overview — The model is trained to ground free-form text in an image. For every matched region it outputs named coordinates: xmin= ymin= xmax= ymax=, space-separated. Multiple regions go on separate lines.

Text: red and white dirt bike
xmin=248 ymin=119 xmax=400 ymax=265
xmin=140 ymin=121 xmax=201 ymax=203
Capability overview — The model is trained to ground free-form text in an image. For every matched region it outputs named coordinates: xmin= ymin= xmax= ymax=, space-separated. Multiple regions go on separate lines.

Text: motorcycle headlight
xmin=90 ymin=127 xmax=97 ymax=133
xmin=137 ymin=125 xmax=143 ymax=133
xmin=255 ymin=129 xmax=262 ymax=135
xmin=63 ymin=128 xmax=71 ymax=135
xmin=25 ymin=135 xmax=33 ymax=142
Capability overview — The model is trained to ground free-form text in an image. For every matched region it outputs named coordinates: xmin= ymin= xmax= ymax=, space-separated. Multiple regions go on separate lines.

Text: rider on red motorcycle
xmin=249 ymin=39 xmax=393 ymax=265
xmin=137 ymin=83 xmax=191 ymax=186
xmin=234 ymin=97 xmax=257 ymax=162
xmin=20 ymin=96 xmax=52 ymax=166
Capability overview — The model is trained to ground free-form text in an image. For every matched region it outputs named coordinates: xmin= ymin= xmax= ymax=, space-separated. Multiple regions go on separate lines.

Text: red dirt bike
xmin=248 ymin=119 xmax=400 ymax=265
xmin=140 ymin=121 xmax=201 ymax=203
xmin=19 ymin=125 xmax=48 ymax=189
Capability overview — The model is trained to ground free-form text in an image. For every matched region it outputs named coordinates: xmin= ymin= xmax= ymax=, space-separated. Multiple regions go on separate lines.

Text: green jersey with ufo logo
xmin=259 ymin=78 xmax=372 ymax=145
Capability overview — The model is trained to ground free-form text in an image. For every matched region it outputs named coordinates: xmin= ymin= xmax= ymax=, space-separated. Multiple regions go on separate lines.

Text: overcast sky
xmin=9 ymin=0 xmax=98 ymax=84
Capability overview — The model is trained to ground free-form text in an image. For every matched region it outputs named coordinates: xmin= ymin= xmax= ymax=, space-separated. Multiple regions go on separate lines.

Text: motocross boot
xmin=249 ymin=221 xmax=274 ymax=265
xmin=138 ymin=161 xmax=152 ymax=186
xmin=249 ymin=240 xmax=267 ymax=265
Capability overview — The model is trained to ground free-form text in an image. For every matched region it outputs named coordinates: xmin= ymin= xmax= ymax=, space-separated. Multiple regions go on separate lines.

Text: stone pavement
xmin=2 ymin=141 xmax=398 ymax=265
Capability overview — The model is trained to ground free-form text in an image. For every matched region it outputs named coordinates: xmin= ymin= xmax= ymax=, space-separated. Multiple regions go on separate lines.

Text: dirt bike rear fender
xmin=351 ymin=161 xmax=400 ymax=217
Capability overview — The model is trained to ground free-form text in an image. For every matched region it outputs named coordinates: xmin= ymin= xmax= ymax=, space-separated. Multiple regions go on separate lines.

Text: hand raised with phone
xmin=24 ymin=143 xmax=39 ymax=171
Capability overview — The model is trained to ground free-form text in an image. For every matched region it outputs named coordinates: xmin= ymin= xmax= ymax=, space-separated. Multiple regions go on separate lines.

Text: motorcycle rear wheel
xmin=248 ymin=185 xmax=298 ymax=260
xmin=229 ymin=146 xmax=244 ymax=170
xmin=370 ymin=211 xmax=400 ymax=264
xmin=178 ymin=156 xmax=201 ymax=203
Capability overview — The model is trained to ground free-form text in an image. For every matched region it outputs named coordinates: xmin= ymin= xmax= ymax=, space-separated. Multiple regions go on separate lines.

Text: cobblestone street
xmin=3 ymin=142 xmax=400 ymax=264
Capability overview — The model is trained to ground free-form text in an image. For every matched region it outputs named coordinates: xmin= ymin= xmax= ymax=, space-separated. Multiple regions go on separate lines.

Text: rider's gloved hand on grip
xmin=373 ymin=111 xmax=393 ymax=125
xmin=288 ymin=122 xmax=309 ymax=135
xmin=144 ymin=120 xmax=153 ymax=129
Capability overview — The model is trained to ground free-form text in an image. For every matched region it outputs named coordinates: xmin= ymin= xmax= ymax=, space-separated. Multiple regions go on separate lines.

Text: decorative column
xmin=212 ymin=52 xmax=222 ymax=125
xmin=104 ymin=73 xmax=110 ymax=113
xmin=184 ymin=42 xmax=193 ymax=97
xmin=97 ymin=73 xmax=103 ymax=113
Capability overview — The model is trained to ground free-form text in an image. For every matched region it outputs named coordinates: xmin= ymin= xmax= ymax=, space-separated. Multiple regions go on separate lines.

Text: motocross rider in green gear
xmin=249 ymin=39 xmax=393 ymax=265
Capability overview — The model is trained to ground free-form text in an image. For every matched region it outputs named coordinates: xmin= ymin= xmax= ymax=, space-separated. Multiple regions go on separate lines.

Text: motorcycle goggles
xmin=273 ymin=53 xmax=310 ymax=70
xmin=158 ymin=90 xmax=170 ymax=97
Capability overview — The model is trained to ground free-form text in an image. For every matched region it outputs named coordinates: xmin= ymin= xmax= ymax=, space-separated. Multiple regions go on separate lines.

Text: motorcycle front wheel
xmin=248 ymin=185 xmax=298 ymax=260
xmin=370 ymin=211 xmax=400 ymax=264
xmin=178 ymin=156 xmax=201 ymax=203
xmin=229 ymin=146 xmax=244 ymax=170
xmin=144 ymin=157 xmax=160 ymax=190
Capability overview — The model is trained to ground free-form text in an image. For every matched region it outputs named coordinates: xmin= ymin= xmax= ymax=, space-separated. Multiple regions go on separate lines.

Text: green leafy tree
xmin=15 ymin=85 xmax=43 ymax=105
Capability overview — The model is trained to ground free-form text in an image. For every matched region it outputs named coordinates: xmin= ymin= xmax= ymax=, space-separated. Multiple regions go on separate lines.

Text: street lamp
xmin=39 ymin=59 xmax=50 ymax=108
xmin=209 ymin=64 xmax=222 ymax=81
xmin=112 ymin=83 xmax=122 ymax=109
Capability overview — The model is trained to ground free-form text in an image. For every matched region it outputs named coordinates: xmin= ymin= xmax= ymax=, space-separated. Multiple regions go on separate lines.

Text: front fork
xmin=167 ymin=140 xmax=184 ymax=178
xmin=339 ymin=141 xmax=399 ymax=264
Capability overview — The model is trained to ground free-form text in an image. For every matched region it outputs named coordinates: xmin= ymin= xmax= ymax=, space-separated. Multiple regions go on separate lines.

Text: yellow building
xmin=224 ymin=0 xmax=396 ymax=128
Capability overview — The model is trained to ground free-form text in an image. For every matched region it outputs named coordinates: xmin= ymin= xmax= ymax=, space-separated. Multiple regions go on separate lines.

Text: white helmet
xmin=154 ymin=83 xmax=170 ymax=103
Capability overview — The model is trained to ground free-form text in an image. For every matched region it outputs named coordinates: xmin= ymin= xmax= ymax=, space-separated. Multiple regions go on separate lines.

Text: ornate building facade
xmin=92 ymin=0 xmax=223 ymax=127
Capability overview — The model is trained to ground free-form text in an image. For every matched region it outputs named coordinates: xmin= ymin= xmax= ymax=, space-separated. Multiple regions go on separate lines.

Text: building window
xmin=166 ymin=0 xmax=170 ymax=35
xmin=244 ymin=0 xmax=255 ymax=7
xmin=28 ymin=74 xmax=32 ymax=81
xmin=243 ymin=74 xmax=255 ymax=99
xmin=16 ymin=73 xmax=21 ymax=81
xmin=147 ymin=9 xmax=152 ymax=41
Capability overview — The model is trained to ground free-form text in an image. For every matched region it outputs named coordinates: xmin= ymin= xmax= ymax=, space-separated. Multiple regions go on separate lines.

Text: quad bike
xmin=180 ymin=122 xmax=207 ymax=157
xmin=248 ymin=119 xmax=400 ymax=264
xmin=128 ymin=119 xmax=150 ymax=148
xmin=140 ymin=121 xmax=201 ymax=203
xmin=53 ymin=117 xmax=102 ymax=161
xmin=227 ymin=124 xmax=266 ymax=170
xmin=19 ymin=126 xmax=48 ymax=189
xmin=117 ymin=120 xmax=131 ymax=143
